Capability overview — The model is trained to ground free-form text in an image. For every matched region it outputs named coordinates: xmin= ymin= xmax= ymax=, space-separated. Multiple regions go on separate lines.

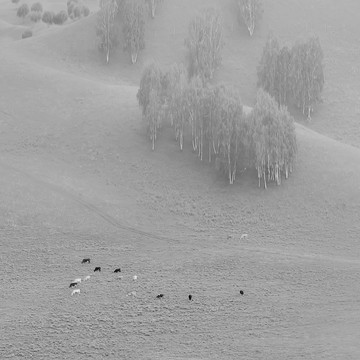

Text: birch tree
xmin=137 ymin=62 xmax=165 ymax=149
xmin=275 ymin=45 xmax=291 ymax=106
xmin=145 ymin=89 xmax=162 ymax=150
xmin=257 ymin=34 xmax=280 ymax=99
xmin=183 ymin=76 xmax=204 ymax=152
xmin=185 ymin=8 xmax=224 ymax=81
xmin=145 ymin=0 xmax=163 ymax=19
xmin=290 ymin=37 xmax=324 ymax=120
xmin=252 ymin=88 xmax=297 ymax=188
xmin=216 ymin=86 xmax=244 ymax=184
xmin=96 ymin=0 xmax=118 ymax=64
xmin=165 ymin=63 xmax=188 ymax=150
xmin=123 ymin=0 xmax=145 ymax=64
xmin=237 ymin=0 xmax=263 ymax=37
xmin=137 ymin=62 xmax=164 ymax=115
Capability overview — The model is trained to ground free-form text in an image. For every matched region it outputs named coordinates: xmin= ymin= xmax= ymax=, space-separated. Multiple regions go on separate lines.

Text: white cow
xmin=71 ymin=289 xmax=80 ymax=296
xmin=83 ymin=275 xmax=90 ymax=281
xmin=73 ymin=278 xmax=82 ymax=283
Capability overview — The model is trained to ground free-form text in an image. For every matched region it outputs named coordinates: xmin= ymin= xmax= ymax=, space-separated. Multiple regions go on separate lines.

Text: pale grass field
xmin=1 ymin=0 xmax=360 ymax=359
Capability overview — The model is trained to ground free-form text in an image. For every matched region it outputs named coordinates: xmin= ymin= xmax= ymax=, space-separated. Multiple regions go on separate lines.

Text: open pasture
xmin=1 ymin=0 xmax=360 ymax=358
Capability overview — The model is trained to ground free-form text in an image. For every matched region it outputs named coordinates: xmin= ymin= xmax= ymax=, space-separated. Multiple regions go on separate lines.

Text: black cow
xmin=240 ymin=290 xmax=244 ymax=295
xmin=156 ymin=294 xmax=164 ymax=299
xmin=69 ymin=282 xmax=78 ymax=288
xmin=114 ymin=268 xmax=121 ymax=273
xmin=81 ymin=258 xmax=90 ymax=264
xmin=188 ymin=294 xmax=192 ymax=301
xmin=94 ymin=267 xmax=101 ymax=272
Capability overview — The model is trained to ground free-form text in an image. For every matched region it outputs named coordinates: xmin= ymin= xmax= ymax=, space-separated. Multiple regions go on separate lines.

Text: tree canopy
xmin=257 ymin=35 xmax=324 ymax=120
xmin=184 ymin=8 xmax=224 ymax=82
xmin=236 ymin=0 xmax=263 ymax=37
xmin=123 ymin=0 xmax=146 ymax=64
xmin=136 ymin=63 xmax=297 ymax=188
xmin=96 ymin=0 xmax=119 ymax=64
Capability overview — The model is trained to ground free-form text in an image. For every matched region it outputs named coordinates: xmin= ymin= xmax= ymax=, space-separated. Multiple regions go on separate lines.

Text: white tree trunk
xmin=228 ymin=144 xmax=232 ymax=184
xmin=263 ymin=168 xmax=267 ymax=189
xmin=106 ymin=47 xmax=110 ymax=64
xmin=209 ymin=140 xmax=211 ymax=163
xmin=151 ymin=0 xmax=156 ymax=18
xmin=131 ymin=52 xmax=138 ymax=64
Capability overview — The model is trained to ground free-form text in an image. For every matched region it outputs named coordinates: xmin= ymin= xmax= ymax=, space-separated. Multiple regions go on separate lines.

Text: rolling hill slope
xmin=1 ymin=0 xmax=360 ymax=359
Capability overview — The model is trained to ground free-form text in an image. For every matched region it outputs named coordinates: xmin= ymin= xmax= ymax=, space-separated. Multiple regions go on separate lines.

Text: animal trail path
xmin=0 ymin=158 xmax=180 ymax=245
xmin=1 ymin=157 xmax=359 ymax=268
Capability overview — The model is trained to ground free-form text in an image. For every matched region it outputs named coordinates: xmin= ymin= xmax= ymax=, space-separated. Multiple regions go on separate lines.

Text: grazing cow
xmin=133 ymin=275 xmax=137 ymax=281
xmin=71 ymin=289 xmax=80 ymax=296
xmin=114 ymin=268 xmax=121 ymax=273
xmin=156 ymin=294 xmax=164 ymax=299
xmin=84 ymin=275 xmax=91 ymax=281
xmin=73 ymin=278 xmax=82 ymax=283
xmin=240 ymin=233 xmax=248 ymax=240
xmin=240 ymin=290 xmax=244 ymax=295
xmin=69 ymin=282 xmax=78 ymax=288
xmin=81 ymin=258 xmax=90 ymax=264
xmin=188 ymin=294 xmax=192 ymax=301
xmin=94 ymin=267 xmax=101 ymax=272
xmin=127 ymin=291 xmax=136 ymax=297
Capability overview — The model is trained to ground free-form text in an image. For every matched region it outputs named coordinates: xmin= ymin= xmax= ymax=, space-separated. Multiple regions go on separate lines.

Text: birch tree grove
xmin=136 ymin=63 xmax=297 ymax=187
xmin=237 ymin=0 xmax=263 ymax=37
xmin=96 ymin=0 xmax=118 ymax=64
xmin=185 ymin=8 xmax=224 ymax=81
xmin=257 ymin=35 xmax=324 ymax=119
xmin=251 ymin=88 xmax=297 ymax=188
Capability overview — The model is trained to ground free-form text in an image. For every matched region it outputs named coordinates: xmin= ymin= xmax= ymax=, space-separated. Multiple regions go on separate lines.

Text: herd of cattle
xmin=69 ymin=258 xmax=244 ymax=298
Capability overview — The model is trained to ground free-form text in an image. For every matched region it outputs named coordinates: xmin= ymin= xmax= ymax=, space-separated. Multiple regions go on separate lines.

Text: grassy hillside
xmin=4 ymin=0 xmax=359 ymax=146
xmin=1 ymin=0 xmax=360 ymax=359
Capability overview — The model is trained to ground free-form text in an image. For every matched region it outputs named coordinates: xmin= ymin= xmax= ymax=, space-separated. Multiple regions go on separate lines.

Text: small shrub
xmin=22 ymin=30 xmax=33 ymax=39
xmin=12 ymin=0 xmax=21 ymax=4
xmin=29 ymin=10 xmax=41 ymax=22
xmin=42 ymin=10 xmax=54 ymax=24
xmin=17 ymin=3 xmax=29 ymax=18
xmin=53 ymin=10 xmax=68 ymax=24
xmin=30 ymin=2 xmax=42 ymax=12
